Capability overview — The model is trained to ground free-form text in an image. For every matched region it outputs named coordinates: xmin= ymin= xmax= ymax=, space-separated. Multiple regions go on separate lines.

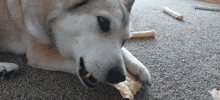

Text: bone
xmin=163 ymin=7 xmax=184 ymax=20
xmin=130 ymin=28 xmax=134 ymax=32
xmin=131 ymin=30 xmax=156 ymax=38
xmin=112 ymin=71 xmax=142 ymax=100
xmin=209 ymin=88 xmax=220 ymax=100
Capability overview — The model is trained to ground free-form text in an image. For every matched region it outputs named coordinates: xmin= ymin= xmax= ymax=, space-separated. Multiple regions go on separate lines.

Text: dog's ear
xmin=121 ymin=0 xmax=135 ymax=13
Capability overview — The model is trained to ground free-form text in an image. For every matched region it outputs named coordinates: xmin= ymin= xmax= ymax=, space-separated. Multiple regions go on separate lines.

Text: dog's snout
xmin=107 ymin=67 xmax=126 ymax=84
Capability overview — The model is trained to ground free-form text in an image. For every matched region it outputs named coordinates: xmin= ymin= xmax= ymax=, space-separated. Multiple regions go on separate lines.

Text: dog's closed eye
xmin=97 ymin=16 xmax=110 ymax=32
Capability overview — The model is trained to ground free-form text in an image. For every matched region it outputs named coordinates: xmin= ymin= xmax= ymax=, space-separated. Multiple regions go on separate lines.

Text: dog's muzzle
xmin=79 ymin=57 xmax=98 ymax=88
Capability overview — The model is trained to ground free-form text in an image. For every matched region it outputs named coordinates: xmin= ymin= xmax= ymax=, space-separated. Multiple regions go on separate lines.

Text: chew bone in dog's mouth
xmin=79 ymin=57 xmax=98 ymax=88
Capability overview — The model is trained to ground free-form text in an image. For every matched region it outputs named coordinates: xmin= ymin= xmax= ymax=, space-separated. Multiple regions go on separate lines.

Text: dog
xmin=0 ymin=0 xmax=151 ymax=88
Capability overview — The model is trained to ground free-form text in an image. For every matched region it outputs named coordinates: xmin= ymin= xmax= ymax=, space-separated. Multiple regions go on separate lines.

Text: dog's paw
xmin=137 ymin=66 xmax=151 ymax=86
xmin=122 ymin=47 xmax=151 ymax=86
xmin=0 ymin=63 xmax=19 ymax=78
xmin=126 ymin=64 xmax=151 ymax=86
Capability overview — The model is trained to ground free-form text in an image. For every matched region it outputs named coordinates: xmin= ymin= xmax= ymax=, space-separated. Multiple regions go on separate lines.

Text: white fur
xmin=0 ymin=63 xmax=19 ymax=72
xmin=26 ymin=18 xmax=51 ymax=44
xmin=0 ymin=0 xmax=151 ymax=85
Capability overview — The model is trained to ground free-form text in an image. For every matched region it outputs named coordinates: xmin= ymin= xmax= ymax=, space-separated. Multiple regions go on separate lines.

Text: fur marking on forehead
xmin=68 ymin=0 xmax=89 ymax=11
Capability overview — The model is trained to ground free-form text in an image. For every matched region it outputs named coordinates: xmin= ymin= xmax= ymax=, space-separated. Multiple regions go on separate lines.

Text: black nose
xmin=107 ymin=67 xmax=126 ymax=84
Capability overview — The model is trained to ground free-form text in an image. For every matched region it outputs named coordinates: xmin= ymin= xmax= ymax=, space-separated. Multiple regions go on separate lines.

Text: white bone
xmin=163 ymin=7 xmax=184 ymax=20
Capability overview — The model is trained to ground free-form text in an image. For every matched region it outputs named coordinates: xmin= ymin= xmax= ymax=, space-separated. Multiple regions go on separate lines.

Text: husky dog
xmin=0 ymin=0 xmax=151 ymax=88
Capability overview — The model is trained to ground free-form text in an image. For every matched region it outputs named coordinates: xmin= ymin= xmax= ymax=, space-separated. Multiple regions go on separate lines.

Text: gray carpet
xmin=1 ymin=0 xmax=220 ymax=99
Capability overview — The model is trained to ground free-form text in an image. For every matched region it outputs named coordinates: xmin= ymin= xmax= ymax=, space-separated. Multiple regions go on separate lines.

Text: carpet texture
xmin=1 ymin=0 xmax=220 ymax=100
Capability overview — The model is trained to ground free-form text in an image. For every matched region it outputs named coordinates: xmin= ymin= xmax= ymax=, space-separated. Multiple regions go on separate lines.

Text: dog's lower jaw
xmin=79 ymin=73 xmax=97 ymax=88
xmin=79 ymin=57 xmax=98 ymax=88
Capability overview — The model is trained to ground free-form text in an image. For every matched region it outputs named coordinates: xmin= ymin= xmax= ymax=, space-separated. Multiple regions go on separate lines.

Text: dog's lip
xmin=79 ymin=58 xmax=98 ymax=88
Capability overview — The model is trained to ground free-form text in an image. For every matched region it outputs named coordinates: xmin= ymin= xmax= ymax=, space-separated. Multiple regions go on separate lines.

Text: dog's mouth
xmin=79 ymin=57 xmax=98 ymax=88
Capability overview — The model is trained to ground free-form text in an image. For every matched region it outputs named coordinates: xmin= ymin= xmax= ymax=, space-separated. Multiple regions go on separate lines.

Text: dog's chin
xmin=79 ymin=57 xmax=98 ymax=88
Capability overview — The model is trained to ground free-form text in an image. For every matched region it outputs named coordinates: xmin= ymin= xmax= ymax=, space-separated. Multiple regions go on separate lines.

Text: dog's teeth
xmin=86 ymin=74 xmax=90 ymax=78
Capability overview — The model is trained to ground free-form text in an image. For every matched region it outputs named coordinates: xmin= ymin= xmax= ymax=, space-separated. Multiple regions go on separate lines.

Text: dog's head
xmin=49 ymin=0 xmax=135 ymax=88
